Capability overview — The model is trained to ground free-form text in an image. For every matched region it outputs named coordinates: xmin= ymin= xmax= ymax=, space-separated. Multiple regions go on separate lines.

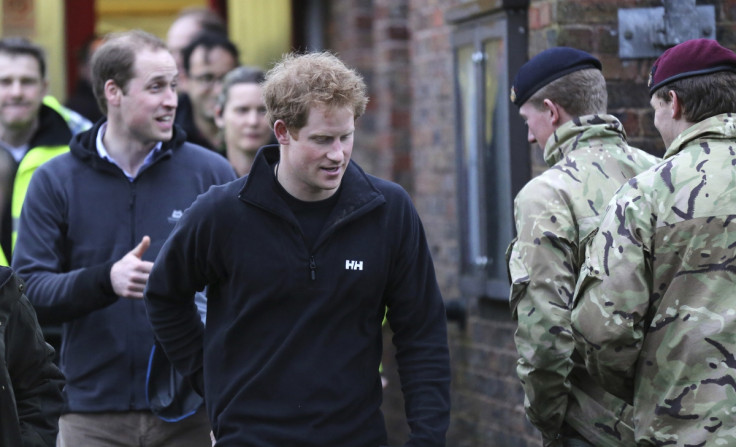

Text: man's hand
xmin=111 ymin=236 xmax=154 ymax=299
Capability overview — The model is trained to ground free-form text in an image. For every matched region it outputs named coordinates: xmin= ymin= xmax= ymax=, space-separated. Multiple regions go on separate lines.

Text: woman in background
xmin=215 ymin=66 xmax=274 ymax=176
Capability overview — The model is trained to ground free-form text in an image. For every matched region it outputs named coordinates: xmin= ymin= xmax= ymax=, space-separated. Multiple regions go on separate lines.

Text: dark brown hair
xmin=91 ymin=30 xmax=168 ymax=115
xmin=653 ymin=71 xmax=736 ymax=123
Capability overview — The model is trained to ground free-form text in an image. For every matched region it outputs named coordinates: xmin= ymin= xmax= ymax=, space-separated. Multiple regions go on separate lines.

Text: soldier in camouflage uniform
xmin=571 ymin=39 xmax=736 ymax=446
xmin=507 ymin=47 xmax=659 ymax=447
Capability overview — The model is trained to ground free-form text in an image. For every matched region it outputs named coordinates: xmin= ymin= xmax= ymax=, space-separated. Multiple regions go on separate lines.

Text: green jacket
xmin=572 ymin=113 xmax=736 ymax=446
xmin=1 ymin=96 xmax=90 ymax=265
xmin=508 ymin=114 xmax=659 ymax=446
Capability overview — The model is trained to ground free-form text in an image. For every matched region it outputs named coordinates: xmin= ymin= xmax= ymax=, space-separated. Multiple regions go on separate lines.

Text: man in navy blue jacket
xmin=145 ymin=51 xmax=451 ymax=446
xmin=13 ymin=30 xmax=235 ymax=446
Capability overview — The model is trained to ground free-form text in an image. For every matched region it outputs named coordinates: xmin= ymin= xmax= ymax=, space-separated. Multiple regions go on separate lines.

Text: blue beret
xmin=510 ymin=47 xmax=602 ymax=106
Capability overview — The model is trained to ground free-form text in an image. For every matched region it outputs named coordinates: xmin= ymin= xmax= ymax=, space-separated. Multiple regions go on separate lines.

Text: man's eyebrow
xmin=146 ymin=74 xmax=171 ymax=84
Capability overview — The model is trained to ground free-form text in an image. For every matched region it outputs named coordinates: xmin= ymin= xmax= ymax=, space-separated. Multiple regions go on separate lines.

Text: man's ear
xmin=669 ymin=90 xmax=684 ymax=120
xmin=104 ymin=80 xmax=121 ymax=108
xmin=273 ymin=120 xmax=291 ymax=145
xmin=542 ymin=98 xmax=561 ymax=126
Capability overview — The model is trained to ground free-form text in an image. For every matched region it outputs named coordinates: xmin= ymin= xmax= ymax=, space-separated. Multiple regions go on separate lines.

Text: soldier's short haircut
xmin=526 ymin=68 xmax=607 ymax=117
xmin=653 ymin=71 xmax=736 ymax=123
xmin=262 ymin=52 xmax=368 ymax=134
xmin=0 ymin=37 xmax=46 ymax=78
xmin=91 ymin=30 xmax=169 ymax=115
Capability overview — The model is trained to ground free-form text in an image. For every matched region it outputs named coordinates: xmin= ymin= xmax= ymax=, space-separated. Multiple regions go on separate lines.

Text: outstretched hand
xmin=110 ymin=236 xmax=154 ymax=299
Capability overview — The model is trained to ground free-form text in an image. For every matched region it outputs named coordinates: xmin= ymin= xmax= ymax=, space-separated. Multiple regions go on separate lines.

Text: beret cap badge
xmin=510 ymin=86 xmax=517 ymax=104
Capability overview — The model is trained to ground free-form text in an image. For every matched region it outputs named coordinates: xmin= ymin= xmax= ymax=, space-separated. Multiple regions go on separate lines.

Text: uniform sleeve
xmin=5 ymin=290 xmax=65 ymax=447
xmin=383 ymin=191 xmax=450 ymax=447
xmin=571 ymin=183 xmax=653 ymax=404
xmin=13 ymin=166 xmax=118 ymax=324
xmin=508 ymin=182 xmax=578 ymax=445
xmin=144 ymin=194 xmax=214 ymax=395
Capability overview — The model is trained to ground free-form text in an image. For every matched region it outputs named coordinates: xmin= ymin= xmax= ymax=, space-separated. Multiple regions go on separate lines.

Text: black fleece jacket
xmin=145 ymin=145 xmax=451 ymax=447
xmin=0 ymin=267 xmax=64 ymax=447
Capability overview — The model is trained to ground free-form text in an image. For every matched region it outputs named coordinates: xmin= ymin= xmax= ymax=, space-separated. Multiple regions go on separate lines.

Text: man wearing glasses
xmin=176 ymin=32 xmax=238 ymax=153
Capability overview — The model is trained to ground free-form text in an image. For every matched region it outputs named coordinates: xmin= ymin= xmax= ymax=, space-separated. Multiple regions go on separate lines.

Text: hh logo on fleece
xmin=167 ymin=210 xmax=183 ymax=224
xmin=345 ymin=260 xmax=363 ymax=271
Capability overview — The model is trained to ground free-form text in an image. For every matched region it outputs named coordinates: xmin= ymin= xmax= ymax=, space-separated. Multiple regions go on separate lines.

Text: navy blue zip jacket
xmin=145 ymin=145 xmax=451 ymax=446
xmin=12 ymin=120 xmax=236 ymax=413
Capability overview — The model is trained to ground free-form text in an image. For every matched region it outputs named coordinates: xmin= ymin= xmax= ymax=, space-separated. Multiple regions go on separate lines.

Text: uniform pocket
xmin=507 ymin=237 xmax=531 ymax=316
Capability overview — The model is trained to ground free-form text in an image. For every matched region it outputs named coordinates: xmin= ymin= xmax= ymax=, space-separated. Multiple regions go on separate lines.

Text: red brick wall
xmin=406 ymin=1 xmax=542 ymax=445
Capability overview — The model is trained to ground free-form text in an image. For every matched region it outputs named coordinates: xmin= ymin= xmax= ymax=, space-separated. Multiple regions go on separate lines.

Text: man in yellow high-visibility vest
xmin=0 ymin=37 xmax=91 ymax=266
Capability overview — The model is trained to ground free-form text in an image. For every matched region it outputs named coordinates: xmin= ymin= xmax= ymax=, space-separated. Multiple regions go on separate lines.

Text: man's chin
xmin=157 ymin=129 xmax=174 ymax=142
xmin=3 ymin=116 xmax=36 ymax=130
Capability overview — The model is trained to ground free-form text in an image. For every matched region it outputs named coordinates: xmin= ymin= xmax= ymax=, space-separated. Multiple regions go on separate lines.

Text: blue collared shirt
xmin=96 ymin=122 xmax=162 ymax=181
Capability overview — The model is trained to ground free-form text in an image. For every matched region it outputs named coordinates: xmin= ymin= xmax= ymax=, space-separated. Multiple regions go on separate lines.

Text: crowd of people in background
xmin=1 ymin=4 xmax=736 ymax=447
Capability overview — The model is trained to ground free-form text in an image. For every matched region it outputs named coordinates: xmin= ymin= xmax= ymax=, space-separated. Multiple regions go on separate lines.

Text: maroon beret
xmin=648 ymin=38 xmax=736 ymax=95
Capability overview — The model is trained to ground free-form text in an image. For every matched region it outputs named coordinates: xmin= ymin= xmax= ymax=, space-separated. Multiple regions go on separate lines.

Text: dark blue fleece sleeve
xmin=383 ymin=187 xmax=451 ymax=447
xmin=13 ymin=166 xmax=118 ymax=324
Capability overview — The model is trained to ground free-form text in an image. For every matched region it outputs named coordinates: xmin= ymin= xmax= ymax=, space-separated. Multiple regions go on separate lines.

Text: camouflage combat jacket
xmin=508 ymin=114 xmax=659 ymax=447
xmin=571 ymin=113 xmax=736 ymax=446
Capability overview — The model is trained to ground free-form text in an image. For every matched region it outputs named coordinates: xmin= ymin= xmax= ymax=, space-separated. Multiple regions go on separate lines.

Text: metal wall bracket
xmin=619 ymin=2 xmax=716 ymax=59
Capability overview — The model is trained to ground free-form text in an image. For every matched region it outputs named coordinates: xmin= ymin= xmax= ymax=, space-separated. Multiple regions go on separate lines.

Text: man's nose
xmin=163 ymin=86 xmax=178 ymax=108
xmin=9 ymin=80 xmax=23 ymax=96
xmin=326 ymin=140 xmax=346 ymax=162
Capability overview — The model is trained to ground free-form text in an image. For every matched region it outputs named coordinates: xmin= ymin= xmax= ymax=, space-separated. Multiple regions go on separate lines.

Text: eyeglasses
xmin=190 ymin=73 xmax=226 ymax=88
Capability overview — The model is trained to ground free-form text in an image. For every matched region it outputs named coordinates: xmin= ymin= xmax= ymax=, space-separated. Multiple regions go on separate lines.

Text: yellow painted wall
xmin=36 ymin=0 xmax=65 ymax=100
xmin=228 ymin=0 xmax=292 ymax=70
xmin=96 ymin=0 xmax=207 ymax=38
xmin=95 ymin=0 xmax=292 ymax=70
xmin=95 ymin=0 xmax=207 ymax=40
xmin=0 ymin=0 xmax=66 ymax=100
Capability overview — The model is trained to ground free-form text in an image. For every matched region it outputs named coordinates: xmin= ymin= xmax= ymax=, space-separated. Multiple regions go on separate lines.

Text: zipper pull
xmin=309 ymin=256 xmax=317 ymax=280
